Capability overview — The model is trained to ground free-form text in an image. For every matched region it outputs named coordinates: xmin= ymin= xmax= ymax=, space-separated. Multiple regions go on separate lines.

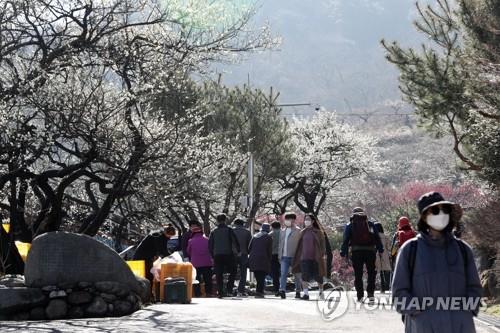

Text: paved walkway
xmin=1 ymin=291 xmax=498 ymax=333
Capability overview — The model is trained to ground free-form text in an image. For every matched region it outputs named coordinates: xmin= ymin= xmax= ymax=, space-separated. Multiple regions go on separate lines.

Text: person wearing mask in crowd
xmin=340 ymin=207 xmax=384 ymax=302
xmin=133 ymin=224 xmax=176 ymax=285
xmin=269 ymin=220 xmax=282 ymax=296
xmin=187 ymin=225 xmax=213 ymax=297
xmin=248 ymin=223 xmax=273 ymax=298
xmin=278 ymin=212 xmax=302 ymax=299
xmin=208 ymin=213 xmax=240 ymax=298
xmin=292 ymin=214 xmax=326 ymax=300
xmin=232 ymin=217 xmax=252 ymax=297
xmin=392 ymin=191 xmax=482 ymax=333
xmin=181 ymin=220 xmax=201 ymax=260
xmin=374 ymin=222 xmax=392 ymax=293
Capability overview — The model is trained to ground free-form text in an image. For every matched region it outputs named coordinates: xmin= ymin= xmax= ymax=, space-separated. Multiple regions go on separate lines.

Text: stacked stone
xmin=0 ymin=276 xmax=143 ymax=320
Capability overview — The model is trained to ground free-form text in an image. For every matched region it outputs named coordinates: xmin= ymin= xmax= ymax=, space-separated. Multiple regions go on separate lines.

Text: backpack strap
xmin=407 ymin=239 xmax=418 ymax=291
xmin=456 ymin=239 xmax=469 ymax=286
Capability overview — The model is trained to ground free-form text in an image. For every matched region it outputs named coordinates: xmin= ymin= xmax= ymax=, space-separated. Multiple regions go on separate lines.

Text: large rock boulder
xmin=0 ymin=287 xmax=47 ymax=314
xmin=45 ymin=299 xmax=67 ymax=320
xmin=25 ymin=232 xmax=141 ymax=294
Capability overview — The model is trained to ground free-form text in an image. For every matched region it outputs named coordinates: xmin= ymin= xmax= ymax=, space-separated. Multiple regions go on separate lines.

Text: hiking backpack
xmin=350 ymin=215 xmax=375 ymax=247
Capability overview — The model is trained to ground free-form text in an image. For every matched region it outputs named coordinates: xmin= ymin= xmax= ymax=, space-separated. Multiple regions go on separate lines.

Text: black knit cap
xmin=216 ymin=213 xmax=228 ymax=223
xmin=271 ymin=221 xmax=281 ymax=229
xmin=417 ymin=192 xmax=454 ymax=214
xmin=233 ymin=217 xmax=246 ymax=225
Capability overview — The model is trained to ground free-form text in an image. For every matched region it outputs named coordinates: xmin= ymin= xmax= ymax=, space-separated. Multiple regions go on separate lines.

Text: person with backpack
xmin=340 ymin=207 xmax=384 ymax=302
xmin=391 ymin=216 xmax=417 ymax=270
xmin=232 ymin=217 xmax=252 ymax=297
xmin=278 ymin=212 xmax=302 ymax=299
xmin=208 ymin=213 xmax=241 ymax=298
xmin=187 ymin=225 xmax=213 ymax=297
xmin=374 ymin=222 xmax=392 ymax=293
xmin=292 ymin=214 xmax=327 ymax=301
xmin=248 ymin=223 xmax=273 ymax=298
xmin=392 ymin=191 xmax=482 ymax=333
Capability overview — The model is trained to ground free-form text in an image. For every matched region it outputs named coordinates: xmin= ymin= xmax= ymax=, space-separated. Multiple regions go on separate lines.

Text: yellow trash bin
xmin=126 ymin=260 xmax=146 ymax=278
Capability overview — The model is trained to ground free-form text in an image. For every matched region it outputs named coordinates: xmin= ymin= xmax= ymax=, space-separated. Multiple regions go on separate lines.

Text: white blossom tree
xmin=270 ymin=111 xmax=382 ymax=216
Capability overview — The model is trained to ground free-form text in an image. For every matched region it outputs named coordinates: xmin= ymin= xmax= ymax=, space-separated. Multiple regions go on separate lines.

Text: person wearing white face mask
xmin=392 ymin=191 xmax=482 ymax=333
xmin=292 ymin=214 xmax=327 ymax=301
xmin=277 ymin=212 xmax=302 ymax=299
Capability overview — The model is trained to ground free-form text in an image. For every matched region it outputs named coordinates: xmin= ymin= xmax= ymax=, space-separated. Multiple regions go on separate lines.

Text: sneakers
xmin=295 ymin=292 xmax=301 ymax=299
xmin=301 ymin=294 xmax=309 ymax=301
xmin=274 ymin=291 xmax=281 ymax=297
xmin=255 ymin=292 xmax=265 ymax=299
xmin=237 ymin=292 xmax=248 ymax=297
xmin=279 ymin=290 xmax=286 ymax=299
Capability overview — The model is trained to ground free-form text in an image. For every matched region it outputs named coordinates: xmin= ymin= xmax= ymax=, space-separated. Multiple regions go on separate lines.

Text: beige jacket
xmin=278 ymin=226 xmax=301 ymax=259
xmin=376 ymin=233 xmax=392 ymax=271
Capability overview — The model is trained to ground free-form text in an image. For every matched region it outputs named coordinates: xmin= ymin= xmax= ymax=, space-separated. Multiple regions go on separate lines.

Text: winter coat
xmin=248 ymin=231 xmax=273 ymax=273
xmin=187 ymin=232 xmax=213 ymax=268
xmin=133 ymin=231 xmax=170 ymax=260
xmin=233 ymin=225 xmax=252 ymax=255
xmin=292 ymin=227 xmax=326 ymax=278
xmin=181 ymin=230 xmax=193 ymax=258
xmin=208 ymin=223 xmax=240 ymax=257
xmin=270 ymin=228 xmax=281 ymax=255
xmin=392 ymin=232 xmax=482 ymax=333
xmin=376 ymin=233 xmax=392 ymax=272
xmin=278 ymin=226 xmax=301 ymax=259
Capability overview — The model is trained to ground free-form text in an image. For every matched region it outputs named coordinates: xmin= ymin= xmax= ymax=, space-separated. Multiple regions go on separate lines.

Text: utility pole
xmin=247 ymin=139 xmax=254 ymax=234
xmin=247 ymin=137 xmax=254 ymax=284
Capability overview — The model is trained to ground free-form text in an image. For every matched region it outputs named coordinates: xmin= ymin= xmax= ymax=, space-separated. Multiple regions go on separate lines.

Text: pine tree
xmin=381 ymin=0 xmax=500 ymax=188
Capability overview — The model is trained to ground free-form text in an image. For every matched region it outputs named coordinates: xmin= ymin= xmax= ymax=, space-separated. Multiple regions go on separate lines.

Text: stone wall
xmin=0 ymin=276 xmax=148 ymax=320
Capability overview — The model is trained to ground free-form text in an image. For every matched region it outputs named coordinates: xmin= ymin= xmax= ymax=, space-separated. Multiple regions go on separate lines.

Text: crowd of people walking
xmin=132 ymin=191 xmax=482 ymax=332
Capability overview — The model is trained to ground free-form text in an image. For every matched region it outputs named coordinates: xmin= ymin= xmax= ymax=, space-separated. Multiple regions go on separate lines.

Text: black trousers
xmin=271 ymin=254 xmax=280 ymax=292
xmin=379 ymin=270 xmax=391 ymax=292
xmin=214 ymin=254 xmax=236 ymax=296
xmin=351 ymin=250 xmax=376 ymax=299
xmin=254 ymin=270 xmax=267 ymax=294
xmin=195 ymin=266 xmax=213 ymax=297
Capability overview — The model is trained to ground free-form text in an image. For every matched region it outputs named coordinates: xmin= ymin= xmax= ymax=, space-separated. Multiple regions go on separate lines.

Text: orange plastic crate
xmin=159 ymin=262 xmax=193 ymax=303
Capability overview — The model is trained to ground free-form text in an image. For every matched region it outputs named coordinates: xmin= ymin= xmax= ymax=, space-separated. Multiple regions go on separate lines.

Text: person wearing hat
xmin=340 ymin=207 xmax=384 ymax=302
xmin=278 ymin=212 xmax=303 ymax=299
xmin=181 ymin=220 xmax=202 ymax=260
xmin=208 ymin=213 xmax=241 ymax=298
xmin=187 ymin=225 xmax=213 ymax=297
xmin=232 ymin=217 xmax=252 ymax=296
xmin=269 ymin=220 xmax=282 ymax=296
xmin=392 ymin=192 xmax=482 ymax=333
xmin=248 ymin=223 xmax=273 ymax=298
xmin=390 ymin=216 xmax=417 ymax=270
